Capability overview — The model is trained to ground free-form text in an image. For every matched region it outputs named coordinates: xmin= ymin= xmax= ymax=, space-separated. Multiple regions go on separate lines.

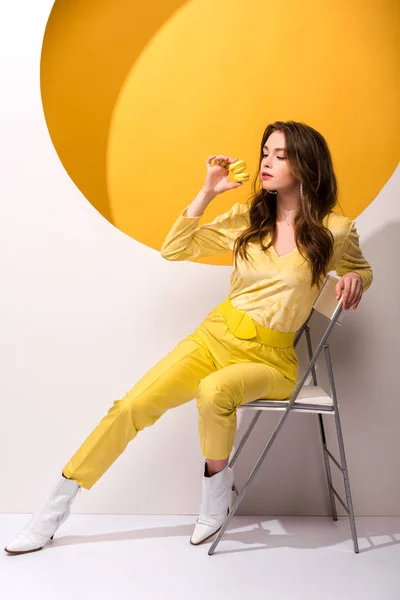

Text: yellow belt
xmin=216 ymin=296 xmax=296 ymax=348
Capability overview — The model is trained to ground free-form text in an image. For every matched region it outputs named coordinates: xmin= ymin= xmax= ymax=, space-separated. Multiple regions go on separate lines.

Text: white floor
xmin=1 ymin=514 xmax=399 ymax=599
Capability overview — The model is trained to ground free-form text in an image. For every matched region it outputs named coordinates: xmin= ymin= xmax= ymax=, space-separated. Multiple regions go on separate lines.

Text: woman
xmin=5 ymin=120 xmax=373 ymax=555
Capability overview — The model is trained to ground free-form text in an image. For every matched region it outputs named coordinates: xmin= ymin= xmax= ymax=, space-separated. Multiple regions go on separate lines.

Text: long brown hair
xmin=233 ymin=121 xmax=343 ymax=288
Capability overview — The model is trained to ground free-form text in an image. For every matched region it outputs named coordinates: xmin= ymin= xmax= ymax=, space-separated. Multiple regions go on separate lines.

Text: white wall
xmin=0 ymin=1 xmax=398 ymax=517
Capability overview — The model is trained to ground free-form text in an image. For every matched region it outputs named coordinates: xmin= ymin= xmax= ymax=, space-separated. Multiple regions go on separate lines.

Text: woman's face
xmin=260 ymin=130 xmax=296 ymax=191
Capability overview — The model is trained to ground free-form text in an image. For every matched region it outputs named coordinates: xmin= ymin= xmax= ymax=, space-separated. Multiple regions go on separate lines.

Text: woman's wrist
xmin=351 ymin=272 xmax=364 ymax=290
xmin=199 ymin=188 xmax=218 ymax=203
xmin=185 ymin=189 xmax=217 ymax=218
xmin=356 ymin=272 xmax=363 ymax=286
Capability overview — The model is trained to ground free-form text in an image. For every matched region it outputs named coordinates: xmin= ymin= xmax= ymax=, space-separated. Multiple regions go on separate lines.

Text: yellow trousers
xmin=62 ymin=297 xmax=299 ymax=490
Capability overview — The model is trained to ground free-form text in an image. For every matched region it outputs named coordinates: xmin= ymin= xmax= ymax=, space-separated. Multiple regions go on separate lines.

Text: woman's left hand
xmin=336 ymin=272 xmax=363 ymax=310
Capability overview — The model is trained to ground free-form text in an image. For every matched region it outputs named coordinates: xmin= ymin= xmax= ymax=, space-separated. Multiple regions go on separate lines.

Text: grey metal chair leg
xmin=208 ymin=404 xmax=294 ymax=556
xmin=325 ymin=344 xmax=359 ymax=554
xmin=306 ymin=325 xmax=338 ymax=521
xmin=228 ymin=411 xmax=263 ymax=497
xmin=318 ymin=413 xmax=338 ymax=520
xmin=228 ymin=411 xmax=262 ymax=470
xmin=334 ymin=412 xmax=360 ymax=553
xmin=305 ymin=325 xmax=337 ymax=521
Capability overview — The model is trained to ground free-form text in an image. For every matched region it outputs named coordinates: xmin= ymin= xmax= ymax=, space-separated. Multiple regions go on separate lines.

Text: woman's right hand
xmin=201 ymin=155 xmax=244 ymax=196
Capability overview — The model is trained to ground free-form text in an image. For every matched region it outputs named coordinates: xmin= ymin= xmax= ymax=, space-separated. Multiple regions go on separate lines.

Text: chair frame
xmin=208 ymin=274 xmax=360 ymax=556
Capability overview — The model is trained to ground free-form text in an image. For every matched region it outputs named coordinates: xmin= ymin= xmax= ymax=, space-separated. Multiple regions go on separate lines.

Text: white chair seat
xmin=240 ymin=385 xmax=335 ymax=414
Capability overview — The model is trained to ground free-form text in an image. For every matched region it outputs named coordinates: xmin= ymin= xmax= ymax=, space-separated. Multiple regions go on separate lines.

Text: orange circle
xmin=41 ymin=0 xmax=400 ymax=265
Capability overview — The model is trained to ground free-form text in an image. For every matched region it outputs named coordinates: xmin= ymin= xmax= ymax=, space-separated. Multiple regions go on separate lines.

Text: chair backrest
xmin=313 ymin=274 xmax=346 ymax=324
xmin=290 ymin=274 xmax=345 ymax=400
xmin=294 ymin=273 xmax=345 ymax=348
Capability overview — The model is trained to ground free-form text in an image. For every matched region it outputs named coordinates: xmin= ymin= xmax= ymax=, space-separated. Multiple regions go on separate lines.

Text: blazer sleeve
xmin=160 ymin=201 xmax=249 ymax=260
xmin=335 ymin=220 xmax=373 ymax=292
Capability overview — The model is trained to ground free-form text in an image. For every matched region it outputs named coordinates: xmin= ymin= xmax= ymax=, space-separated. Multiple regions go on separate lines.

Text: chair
xmin=208 ymin=273 xmax=360 ymax=556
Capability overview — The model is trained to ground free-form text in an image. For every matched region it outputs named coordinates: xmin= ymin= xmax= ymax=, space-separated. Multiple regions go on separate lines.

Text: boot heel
xmin=229 ymin=485 xmax=235 ymax=512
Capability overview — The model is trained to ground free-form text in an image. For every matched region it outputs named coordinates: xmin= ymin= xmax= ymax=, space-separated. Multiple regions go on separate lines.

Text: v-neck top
xmin=160 ymin=201 xmax=373 ymax=333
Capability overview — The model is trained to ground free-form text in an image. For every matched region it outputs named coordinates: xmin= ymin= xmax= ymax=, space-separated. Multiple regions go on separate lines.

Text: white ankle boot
xmin=4 ymin=474 xmax=81 ymax=555
xmin=190 ymin=460 xmax=234 ymax=546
